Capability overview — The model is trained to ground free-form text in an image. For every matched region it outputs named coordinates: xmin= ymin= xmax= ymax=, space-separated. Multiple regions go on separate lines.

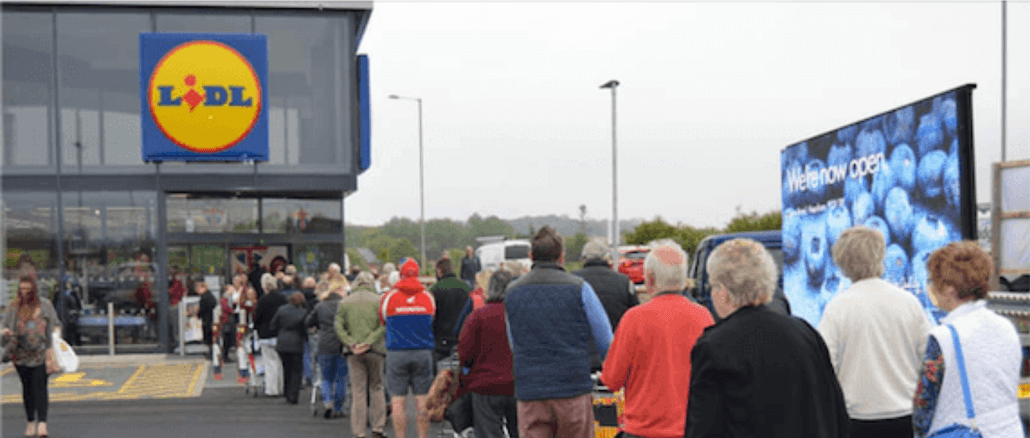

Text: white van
xmin=476 ymin=239 xmax=532 ymax=272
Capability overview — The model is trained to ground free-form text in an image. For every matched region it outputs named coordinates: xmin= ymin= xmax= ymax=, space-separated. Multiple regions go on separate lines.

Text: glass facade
xmin=1 ymin=3 xmax=367 ymax=352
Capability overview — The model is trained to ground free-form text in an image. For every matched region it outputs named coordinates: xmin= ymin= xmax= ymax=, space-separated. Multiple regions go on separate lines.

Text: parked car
xmin=617 ymin=245 xmax=650 ymax=284
xmin=476 ymin=239 xmax=531 ymax=272
xmin=687 ymin=230 xmax=789 ymax=320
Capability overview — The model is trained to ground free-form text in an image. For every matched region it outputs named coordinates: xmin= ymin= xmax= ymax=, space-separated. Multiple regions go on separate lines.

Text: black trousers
xmin=15 ymin=364 xmax=49 ymax=422
xmin=280 ymin=352 xmax=303 ymax=404
xmin=471 ymin=392 xmax=519 ymax=438
xmin=850 ymin=415 xmax=912 ymax=438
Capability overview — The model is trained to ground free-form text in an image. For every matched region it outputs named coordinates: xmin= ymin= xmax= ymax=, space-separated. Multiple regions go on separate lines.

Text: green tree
xmin=623 ymin=217 xmax=680 ymax=245
xmin=678 ymin=226 xmax=720 ymax=257
xmin=565 ymin=232 xmax=589 ymax=261
xmin=724 ymin=207 xmax=782 ymax=233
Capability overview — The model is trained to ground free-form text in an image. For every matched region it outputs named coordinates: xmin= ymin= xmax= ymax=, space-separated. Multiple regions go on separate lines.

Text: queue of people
xmin=4 ymin=224 xmax=1020 ymax=438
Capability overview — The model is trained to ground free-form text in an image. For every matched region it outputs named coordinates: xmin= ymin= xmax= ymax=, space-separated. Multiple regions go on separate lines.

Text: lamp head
xmin=389 ymin=95 xmax=400 ymax=99
xmin=600 ymin=80 xmax=620 ymax=89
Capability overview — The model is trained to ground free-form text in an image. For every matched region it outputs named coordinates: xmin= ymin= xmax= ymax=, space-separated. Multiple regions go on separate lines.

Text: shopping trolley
xmin=591 ymin=372 xmax=625 ymax=438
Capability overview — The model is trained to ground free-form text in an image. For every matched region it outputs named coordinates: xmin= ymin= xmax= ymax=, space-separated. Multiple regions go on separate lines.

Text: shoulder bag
xmin=926 ymin=324 xmax=984 ymax=438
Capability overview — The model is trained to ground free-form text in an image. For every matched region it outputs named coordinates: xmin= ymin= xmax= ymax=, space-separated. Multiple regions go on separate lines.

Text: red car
xmin=617 ymin=246 xmax=650 ymax=284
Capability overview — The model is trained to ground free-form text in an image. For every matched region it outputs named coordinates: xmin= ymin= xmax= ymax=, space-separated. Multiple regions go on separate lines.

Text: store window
xmin=256 ymin=13 xmax=355 ymax=172
xmin=2 ymin=10 xmax=55 ymax=172
xmin=3 ymin=192 xmax=59 ymax=303
xmin=57 ymin=11 xmax=152 ymax=173
xmin=262 ymin=198 xmax=342 ymax=234
xmin=295 ymin=243 xmax=344 ymax=279
xmin=166 ymin=195 xmax=259 ymax=234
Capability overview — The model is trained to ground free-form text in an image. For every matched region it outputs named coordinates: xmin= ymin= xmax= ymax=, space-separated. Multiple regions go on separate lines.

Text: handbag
xmin=44 ymin=347 xmax=61 ymax=375
xmin=926 ymin=324 xmax=984 ymax=438
xmin=425 ymin=356 xmax=461 ymax=422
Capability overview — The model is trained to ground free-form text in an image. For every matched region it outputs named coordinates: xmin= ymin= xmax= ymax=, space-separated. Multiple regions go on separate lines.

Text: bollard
xmin=107 ymin=302 xmax=115 ymax=356
xmin=179 ymin=300 xmax=186 ymax=356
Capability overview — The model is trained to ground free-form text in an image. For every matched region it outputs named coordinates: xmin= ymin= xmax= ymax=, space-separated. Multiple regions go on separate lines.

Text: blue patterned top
xmin=913 ymin=335 xmax=945 ymax=437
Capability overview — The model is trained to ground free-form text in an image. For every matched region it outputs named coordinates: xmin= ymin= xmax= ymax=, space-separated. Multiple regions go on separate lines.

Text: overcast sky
xmin=346 ymin=1 xmax=1030 ymax=231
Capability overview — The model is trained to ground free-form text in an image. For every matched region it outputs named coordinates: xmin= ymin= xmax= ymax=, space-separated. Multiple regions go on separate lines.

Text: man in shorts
xmin=380 ymin=259 xmax=436 ymax=438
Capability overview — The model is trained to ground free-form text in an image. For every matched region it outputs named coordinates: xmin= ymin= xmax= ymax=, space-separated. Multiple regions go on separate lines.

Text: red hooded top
xmin=379 ymin=259 xmax=436 ymax=351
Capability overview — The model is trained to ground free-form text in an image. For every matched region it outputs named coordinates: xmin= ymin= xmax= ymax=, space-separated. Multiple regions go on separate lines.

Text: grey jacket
xmin=305 ymin=294 xmax=345 ymax=356
xmin=270 ymin=304 xmax=308 ymax=354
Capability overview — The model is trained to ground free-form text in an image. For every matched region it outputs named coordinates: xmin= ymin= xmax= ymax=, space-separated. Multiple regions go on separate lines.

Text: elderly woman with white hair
xmin=817 ymin=226 xmax=931 ymax=438
xmin=253 ymin=272 xmax=287 ymax=397
xmin=376 ymin=263 xmax=397 ymax=295
xmin=457 ymin=269 xmax=518 ymax=438
xmin=686 ymin=239 xmax=849 ymax=438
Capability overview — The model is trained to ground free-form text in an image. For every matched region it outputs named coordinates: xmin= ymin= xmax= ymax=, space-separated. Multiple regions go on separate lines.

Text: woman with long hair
xmin=2 ymin=276 xmax=62 ymax=438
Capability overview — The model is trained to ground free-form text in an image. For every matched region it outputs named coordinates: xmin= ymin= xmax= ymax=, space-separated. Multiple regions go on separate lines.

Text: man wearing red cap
xmin=379 ymin=259 xmax=436 ymax=438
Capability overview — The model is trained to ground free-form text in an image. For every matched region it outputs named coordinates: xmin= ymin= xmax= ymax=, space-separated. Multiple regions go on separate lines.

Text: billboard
xmin=140 ymin=33 xmax=269 ymax=162
xmin=781 ymin=85 xmax=977 ymax=327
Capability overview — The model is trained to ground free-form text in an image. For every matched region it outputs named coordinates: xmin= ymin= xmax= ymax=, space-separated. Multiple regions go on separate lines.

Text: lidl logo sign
xmin=140 ymin=33 xmax=268 ymax=162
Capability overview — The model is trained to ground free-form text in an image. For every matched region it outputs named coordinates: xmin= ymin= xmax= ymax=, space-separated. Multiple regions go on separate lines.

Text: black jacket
xmin=685 ymin=305 xmax=849 ymax=438
xmin=572 ymin=260 xmax=638 ymax=330
xmin=254 ymin=290 xmax=288 ymax=339
xmin=460 ymin=255 xmax=481 ymax=283
xmin=305 ymin=294 xmax=344 ymax=356
xmin=270 ymin=304 xmax=308 ymax=354
xmin=429 ymin=273 xmax=471 ymax=358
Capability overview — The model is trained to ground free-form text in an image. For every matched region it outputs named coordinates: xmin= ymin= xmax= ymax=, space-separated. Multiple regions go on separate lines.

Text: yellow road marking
xmin=52 ymin=372 xmax=112 ymax=388
xmin=187 ymin=362 xmax=206 ymax=396
xmin=117 ymin=365 xmax=147 ymax=394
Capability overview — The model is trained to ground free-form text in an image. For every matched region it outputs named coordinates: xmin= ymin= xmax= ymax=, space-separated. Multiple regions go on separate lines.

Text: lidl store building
xmin=2 ymin=1 xmax=373 ymax=352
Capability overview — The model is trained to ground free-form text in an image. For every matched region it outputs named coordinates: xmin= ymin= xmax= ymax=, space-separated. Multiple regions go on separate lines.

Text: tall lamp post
xmin=600 ymin=80 xmax=620 ymax=262
xmin=389 ymin=94 xmax=427 ymax=270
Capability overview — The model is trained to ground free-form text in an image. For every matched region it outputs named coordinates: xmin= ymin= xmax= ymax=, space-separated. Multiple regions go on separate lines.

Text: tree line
xmin=344 ymin=209 xmax=781 ymax=268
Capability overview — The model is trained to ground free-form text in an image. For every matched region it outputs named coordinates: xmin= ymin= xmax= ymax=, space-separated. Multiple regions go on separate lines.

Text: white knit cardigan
xmin=927 ymin=300 xmax=1023 ymax=438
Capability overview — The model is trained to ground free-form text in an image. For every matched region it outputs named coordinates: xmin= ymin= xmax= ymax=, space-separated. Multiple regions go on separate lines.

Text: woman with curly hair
xmin=913 ymin=242 xmax=1023 ymax=437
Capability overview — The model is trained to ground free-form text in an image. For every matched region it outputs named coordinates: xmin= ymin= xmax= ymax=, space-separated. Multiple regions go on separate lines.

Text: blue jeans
xmin=303 ymin=340 xmax=313 ymax=381
xmin=317 ymin=354 xmax=348 ymax=411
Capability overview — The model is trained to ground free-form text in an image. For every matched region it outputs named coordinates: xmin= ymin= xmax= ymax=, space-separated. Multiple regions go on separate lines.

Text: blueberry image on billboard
xmin=864 ymin=216 xmax=891 ymax=247
xmin=870 ymin=157 xmax=896 ymax=214
xmin=851 ymin=191 xmax=875 ymax=227
xmin=886 ymin=106 xmax=916 ymax=146
xmin=782 ymin=177 xmax=797 ymax=210
xmin=821 ymin=262 xmax=850 ymax=305
xmin=837 ymin=125 xmax=859 ymax=146
xmin=856 ymin=128 xmax=887 ymax=160
xmin=826 ymin=204 xmax=852 ymax=249
xmin=783 ymin=215 xmax=803 ymax=263
xmin=802 ymin=217 xmax=828 ymax=286
xmin=889 ymin=144 xmax=917 ymax=192
xmin=804 ymin=158 xmax=828 ymax=205
xmin=915 ymin=113 xmax=944 ymax=156
xmin=918 ymin=150 xmax=948 ymax=200
xmin=884 ymin=187 xmax=915 ymax=244
xmin=860 ymin=115 xmax=885 ymax=136
xmin=944 ymin=154 xmax=960 ymax=210
xmin=783 ymin=142 xmax=809 ymax=174
xmin=844 ymin=173 xmax=869 ymax=208
xmin=911 ymin=213 xmax=952 ymax=255
xmin=827 ymin=143 xmax=852 ymax=198
xmin=884 ymin=244 xmax=909 ymax=285
xmin=935 ymin=96 xmax=958 ymax=137
xmin=910 ymin=249 xmax=932 ymax=292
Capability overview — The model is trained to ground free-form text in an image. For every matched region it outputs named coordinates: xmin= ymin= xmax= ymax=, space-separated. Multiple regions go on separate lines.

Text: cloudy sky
xmin=346 ymin=1 xmax=1030 ymax=231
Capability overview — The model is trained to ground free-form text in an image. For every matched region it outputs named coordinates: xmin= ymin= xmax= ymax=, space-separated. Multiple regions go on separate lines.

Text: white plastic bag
xmin=184 ymin=316 xmax=203 ymax=343
xmin=51 ymin=332 xmax=79 ymax=373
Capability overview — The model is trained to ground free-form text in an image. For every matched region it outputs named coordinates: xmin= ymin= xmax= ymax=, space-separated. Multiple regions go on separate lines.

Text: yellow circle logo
xmin=148 ymin=41 xmax=262 ymax=153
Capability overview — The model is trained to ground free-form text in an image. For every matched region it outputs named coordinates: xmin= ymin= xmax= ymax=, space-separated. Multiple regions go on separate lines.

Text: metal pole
xmin=418 ymin=98 xmax=427 ymax=271
xmin=611 ymin=86 xmax=618 ymax=254
xmin=1002 ymin=0 xmax=1007 ymax=162
xmin=107 ymin=301 xmax=115 ymax=356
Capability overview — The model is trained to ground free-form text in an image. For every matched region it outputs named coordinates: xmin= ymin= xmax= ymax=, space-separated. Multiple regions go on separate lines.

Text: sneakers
xmin=323 ymin=402 xmax=334 ymax=419
xmin=371 ymin=432 xmax=387 ymax=438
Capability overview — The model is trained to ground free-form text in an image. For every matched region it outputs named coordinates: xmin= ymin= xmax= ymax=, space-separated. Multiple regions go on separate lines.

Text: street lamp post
xmin=389 ymin=94 xmax=427 ymax=270
xmin=600 ymin=80 xmax=619 ymax=262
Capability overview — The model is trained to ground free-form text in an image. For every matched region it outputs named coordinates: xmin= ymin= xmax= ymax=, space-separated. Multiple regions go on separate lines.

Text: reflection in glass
xmin=257 ymin=14 xmax=353 ymax=169
xmin=166 ymin=195 xmax=258 ymax=234
xmin=262 ymin=198 xmax=342 ymax=234
xmin=2 ymin=11 xmax=55 ymax=168
xmin=3 ymin=192 xmax=59 ymax=286
xmin=295 ymin=244 xmax=344 ymax=278
xmin=58 ymin=12 xmax=151 ymax=171
xmin=155 ymin=12 xmax=250 ymax=33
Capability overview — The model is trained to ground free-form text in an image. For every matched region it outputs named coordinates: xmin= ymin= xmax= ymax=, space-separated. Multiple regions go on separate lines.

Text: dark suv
xmin=687 ymin=230 xmax=789 ymax=320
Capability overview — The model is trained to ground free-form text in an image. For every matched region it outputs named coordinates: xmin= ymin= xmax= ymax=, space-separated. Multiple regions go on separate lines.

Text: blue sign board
xmin=140 ymin=33 xmax=269 ymax=162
